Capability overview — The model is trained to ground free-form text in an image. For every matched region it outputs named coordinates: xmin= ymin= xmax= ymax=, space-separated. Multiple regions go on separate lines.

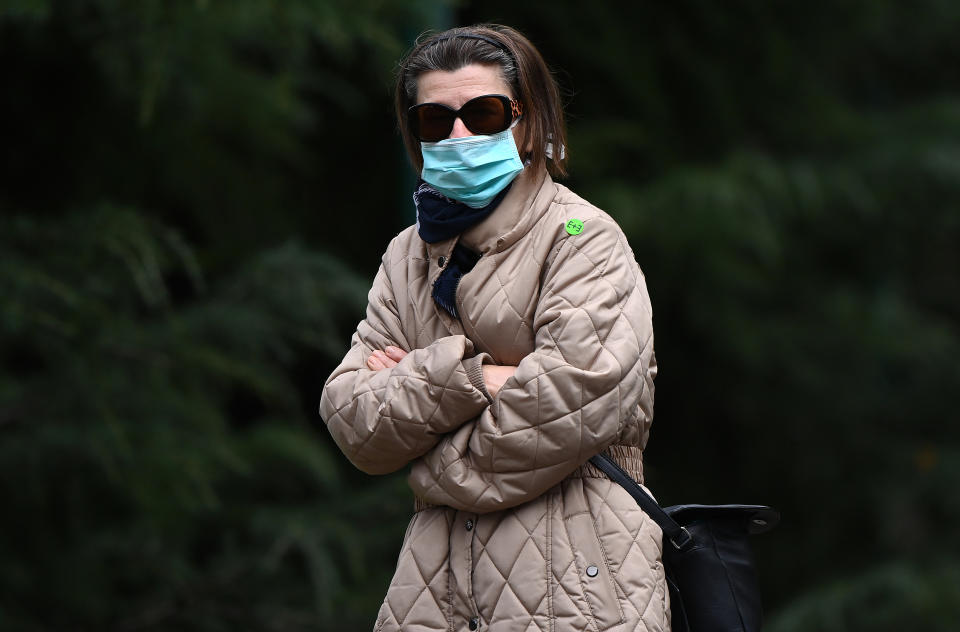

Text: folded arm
xmin=407 ymin=218 xmax=656 ymax=512
xmin=320 ymin=250 xmax=492 ymax=475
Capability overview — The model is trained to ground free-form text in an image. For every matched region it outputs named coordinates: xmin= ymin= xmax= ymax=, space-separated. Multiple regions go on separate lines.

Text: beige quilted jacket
xmin=320 ymin=168 xmax=668 ymax=632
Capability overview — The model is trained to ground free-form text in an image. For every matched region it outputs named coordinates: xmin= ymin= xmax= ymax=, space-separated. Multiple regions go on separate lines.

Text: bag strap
xmin=589 ymin=453 xmax=694 ymax=551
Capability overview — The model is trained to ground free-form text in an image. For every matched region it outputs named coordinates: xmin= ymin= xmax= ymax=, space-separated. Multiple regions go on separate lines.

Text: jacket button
xmin=465 ymin=519 xmax=474 ymax=531
xmin=438 ymin=256 xmax=446 ymax=267
xmin=468 ymin=617 xmax=480 ymax=630
xmin=586 ymin=565 xmax=599 ymax=577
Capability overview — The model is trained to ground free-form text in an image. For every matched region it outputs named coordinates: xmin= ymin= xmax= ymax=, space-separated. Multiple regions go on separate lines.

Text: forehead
xmin=416 ymin=63 xmax=513 ymax=106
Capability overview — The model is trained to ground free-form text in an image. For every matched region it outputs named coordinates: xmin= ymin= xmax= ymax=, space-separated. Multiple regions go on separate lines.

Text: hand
xmin=482 ymin=364 xmax=517 ymax=398
xmin=366 ymin=346 xmax=408 ymax=371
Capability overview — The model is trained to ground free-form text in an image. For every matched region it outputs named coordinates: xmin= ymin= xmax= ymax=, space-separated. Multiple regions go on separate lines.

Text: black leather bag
xmin=590 ymin=454 xmax=779 ymax=632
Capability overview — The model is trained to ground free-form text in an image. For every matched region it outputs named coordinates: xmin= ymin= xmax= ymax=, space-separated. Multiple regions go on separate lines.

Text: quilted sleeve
xmin=319 ymin=242 xmax=492 ymax=475
xmin=407 ymin=216 xmax=655 ymax=512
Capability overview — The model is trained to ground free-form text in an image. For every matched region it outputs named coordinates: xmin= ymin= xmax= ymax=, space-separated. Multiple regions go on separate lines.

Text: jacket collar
xmin=459 ymin=167 xmax=556 ymax=254
xmin=423 ymin=167 xmax=556 ymax=265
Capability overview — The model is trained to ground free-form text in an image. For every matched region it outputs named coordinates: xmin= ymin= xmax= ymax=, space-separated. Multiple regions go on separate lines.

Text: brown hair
xmin=394 ymin=24 xmax=568 ymax=179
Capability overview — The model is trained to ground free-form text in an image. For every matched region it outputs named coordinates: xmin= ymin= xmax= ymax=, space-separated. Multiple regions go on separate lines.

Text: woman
xmin=320 ymin=24 xmax=667 ymax=632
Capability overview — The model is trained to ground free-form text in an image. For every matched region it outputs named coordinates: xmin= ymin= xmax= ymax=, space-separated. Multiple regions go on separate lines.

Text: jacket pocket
xmin=561 ymin=499 xmax=625 ymax=630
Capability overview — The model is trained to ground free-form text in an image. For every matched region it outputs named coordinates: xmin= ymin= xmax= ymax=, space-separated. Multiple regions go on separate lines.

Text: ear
xmin=512 ymin=118 xmax=534 ymax=154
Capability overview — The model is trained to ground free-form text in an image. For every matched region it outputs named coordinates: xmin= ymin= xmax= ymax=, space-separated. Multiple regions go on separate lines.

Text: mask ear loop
xmin=508 ymin=118 xmax=536 ymax=167
xmin=503 ymin=115 xmax=534 ymax=166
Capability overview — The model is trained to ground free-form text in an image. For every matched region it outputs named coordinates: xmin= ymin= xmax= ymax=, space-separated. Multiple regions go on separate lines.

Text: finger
xmin=384 ymin=346 xmax=408 ymax=361
xmin=367 ymin=355 xmax=385 ymax=370
xmin=372 ymin=350 xmax=398 ymax=369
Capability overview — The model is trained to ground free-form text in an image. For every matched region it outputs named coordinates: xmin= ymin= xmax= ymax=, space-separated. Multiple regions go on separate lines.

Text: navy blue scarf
xmin=413 ymin=180 xmax=510 ymax=244
xmin=431 ymin=244 xmax=481 ymax=319
xmin=413 ymin=181 xmax=509 ymax=318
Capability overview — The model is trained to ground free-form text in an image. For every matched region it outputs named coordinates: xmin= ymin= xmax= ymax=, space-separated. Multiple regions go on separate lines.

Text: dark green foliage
xmin=768 ymin=563 xmax=960 ymax=632
xmin=0 ymin=207 xmax=409 ymax=630
xmin=1 ymin=1 xmax=958 ymax=630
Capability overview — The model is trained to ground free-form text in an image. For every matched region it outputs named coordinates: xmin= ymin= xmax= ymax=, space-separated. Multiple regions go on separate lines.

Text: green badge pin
xmin=565 ymin=218 xmax=584 ymax=235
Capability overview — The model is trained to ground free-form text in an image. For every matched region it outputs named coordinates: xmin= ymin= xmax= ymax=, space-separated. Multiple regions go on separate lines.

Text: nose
xmin=448 ymin=117 xmax=472 ymax=139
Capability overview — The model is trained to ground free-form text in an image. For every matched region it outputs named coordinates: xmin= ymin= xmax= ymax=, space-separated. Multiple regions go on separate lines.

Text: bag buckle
xmin=670 ymin=526 xmax=694 ymax=551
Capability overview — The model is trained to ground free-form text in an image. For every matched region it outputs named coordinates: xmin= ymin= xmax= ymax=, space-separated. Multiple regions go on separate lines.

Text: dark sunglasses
xmin=408 ymin=94 xmax=524 ymax=143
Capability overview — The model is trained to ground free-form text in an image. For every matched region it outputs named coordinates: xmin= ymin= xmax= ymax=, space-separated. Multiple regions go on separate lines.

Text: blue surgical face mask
xmin=419 ymin=125 xmax=524 ymax=209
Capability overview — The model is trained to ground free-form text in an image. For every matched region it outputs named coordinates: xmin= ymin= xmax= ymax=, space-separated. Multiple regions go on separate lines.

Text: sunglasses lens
xmin=461 ymin=96 xmax=511 ymax=135
xmin=411 ymin=105 xmax=455 ymax=143
xmin=410 ymin=96 xmax=515 ymax=142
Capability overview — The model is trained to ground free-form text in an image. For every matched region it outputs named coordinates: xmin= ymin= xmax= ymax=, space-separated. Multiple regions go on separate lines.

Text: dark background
xmin=2 ymin=1 xmax=958 ymax=630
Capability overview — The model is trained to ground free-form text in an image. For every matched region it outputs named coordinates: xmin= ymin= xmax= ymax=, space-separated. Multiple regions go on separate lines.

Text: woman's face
xmin=416 ymin=63 xmax=516 ymax=140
